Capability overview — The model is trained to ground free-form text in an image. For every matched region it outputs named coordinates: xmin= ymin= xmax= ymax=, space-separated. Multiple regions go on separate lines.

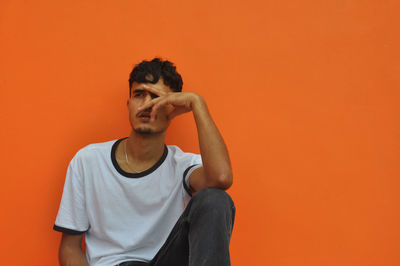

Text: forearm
xmin=59 ymin=245 xmax=89 ymax=266
xmin=191 ymin=95 xmax=233 ymax=188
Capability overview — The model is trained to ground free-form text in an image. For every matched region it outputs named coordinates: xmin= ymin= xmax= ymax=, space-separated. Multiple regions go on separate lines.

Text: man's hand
xmin=137 ymin=85 xmax=201 ymax=122
xmin=138 ymin=85 xmax=233 ymax=192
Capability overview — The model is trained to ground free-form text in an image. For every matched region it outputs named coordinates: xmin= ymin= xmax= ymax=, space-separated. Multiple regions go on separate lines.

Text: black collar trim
xmin=111 ymin=138 xmax=168 ymax=178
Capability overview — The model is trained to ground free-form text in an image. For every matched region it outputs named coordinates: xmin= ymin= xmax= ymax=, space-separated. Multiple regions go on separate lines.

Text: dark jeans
xmin=117 ymin=188 xmax=235 ymax=266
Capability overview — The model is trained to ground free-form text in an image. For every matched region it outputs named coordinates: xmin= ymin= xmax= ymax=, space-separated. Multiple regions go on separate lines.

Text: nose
xmin=142 ymin=93 xmax=152 ymax=104
xmin=144 ymin=93 xmax=152 ymax=103
xmin=139 ymin=93 xmax=153 ymax=111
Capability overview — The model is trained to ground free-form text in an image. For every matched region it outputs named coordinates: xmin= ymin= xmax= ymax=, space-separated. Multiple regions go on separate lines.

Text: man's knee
xmin=190 ymin=188 xmax=235 ymax=214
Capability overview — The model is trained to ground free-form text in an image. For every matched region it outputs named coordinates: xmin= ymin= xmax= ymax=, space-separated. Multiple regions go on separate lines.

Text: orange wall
xmin=1 ymin=0 xmax=399 ymax=265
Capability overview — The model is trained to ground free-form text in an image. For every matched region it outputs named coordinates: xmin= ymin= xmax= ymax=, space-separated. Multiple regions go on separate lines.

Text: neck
xmin=126 ymin=130 xmax=166 ymax=162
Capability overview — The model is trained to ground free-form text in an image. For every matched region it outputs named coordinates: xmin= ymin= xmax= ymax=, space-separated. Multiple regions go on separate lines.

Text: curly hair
xmin=128 ymin=58 xmax=183 ymax=96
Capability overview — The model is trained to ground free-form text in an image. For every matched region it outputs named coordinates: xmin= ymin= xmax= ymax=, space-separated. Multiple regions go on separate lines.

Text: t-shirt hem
xmin=182 ymin=164 xmax=202 ymax=197
xmin=53 ymin=224 xmax=87 ymax=235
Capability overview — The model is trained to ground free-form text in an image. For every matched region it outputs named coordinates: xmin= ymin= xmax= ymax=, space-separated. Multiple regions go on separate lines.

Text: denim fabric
xmin=118 ymin=188 xmax=235 ymax=266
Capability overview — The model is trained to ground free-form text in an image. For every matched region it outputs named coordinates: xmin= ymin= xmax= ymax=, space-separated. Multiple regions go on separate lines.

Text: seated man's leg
xmin=150 ymin=188 xmax=235 ymax=266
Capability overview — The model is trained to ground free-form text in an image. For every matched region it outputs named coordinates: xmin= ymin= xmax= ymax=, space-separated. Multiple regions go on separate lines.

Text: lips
xmin=137 ymin=111 xmax=151 ymax=118
xmin=136 ymin=111 xmax=152 ymax=122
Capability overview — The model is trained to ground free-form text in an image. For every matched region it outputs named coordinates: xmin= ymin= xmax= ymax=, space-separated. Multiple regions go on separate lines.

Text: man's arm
xmin=59 ymin=233 xmax=89 ymax=266
xmin=138 ymin=88 xmax=233 ymax=193
xmin=188 ymin=95 xmax=232 ymax=192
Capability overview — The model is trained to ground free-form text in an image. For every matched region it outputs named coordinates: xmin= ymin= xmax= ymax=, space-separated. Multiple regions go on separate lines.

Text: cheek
xmin=128 ymin=100 xmax=138 ymax=111
xmin=127 ymin=105 xmax=138 ymax=121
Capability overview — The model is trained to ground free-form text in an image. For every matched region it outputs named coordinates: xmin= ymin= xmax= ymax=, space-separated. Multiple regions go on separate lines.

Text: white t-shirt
xmin=54 ymin=138 xmax=202 ymax=266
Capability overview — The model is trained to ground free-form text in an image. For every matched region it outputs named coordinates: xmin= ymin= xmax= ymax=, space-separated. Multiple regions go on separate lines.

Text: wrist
xmin=190 ymin=93 xmax=206 ymax=112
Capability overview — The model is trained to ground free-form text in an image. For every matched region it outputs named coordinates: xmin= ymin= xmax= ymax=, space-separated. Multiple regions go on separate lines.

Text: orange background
xmin=1 ymin=0 xmax=399 ymax=265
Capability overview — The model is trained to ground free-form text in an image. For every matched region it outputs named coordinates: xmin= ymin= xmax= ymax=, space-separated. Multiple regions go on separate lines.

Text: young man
xmin=53 ymin=58 xmax=235 ymax=266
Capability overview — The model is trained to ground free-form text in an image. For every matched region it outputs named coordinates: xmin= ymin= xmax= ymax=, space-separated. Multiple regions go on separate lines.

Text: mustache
xmin=136 ymin=109 xmax=152 ymax=117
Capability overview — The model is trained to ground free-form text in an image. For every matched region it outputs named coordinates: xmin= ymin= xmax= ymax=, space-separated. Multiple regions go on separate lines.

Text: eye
xmin=133 ymin=91 xmax=145 ymax=98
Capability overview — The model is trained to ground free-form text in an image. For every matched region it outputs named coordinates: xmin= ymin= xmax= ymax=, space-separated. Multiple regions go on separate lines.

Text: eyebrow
xmin=132 ymin=89 xmax=158 ymax=98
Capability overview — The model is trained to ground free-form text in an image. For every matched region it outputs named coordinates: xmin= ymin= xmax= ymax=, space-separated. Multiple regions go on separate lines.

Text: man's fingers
xmin=150 ymin=103 xmax=160 ymax=121
xmin=142 ymin=85 xmax=167 ymax=97
xmin=150 ymin=98 xmax=170 ymax=121
xmin=138 ymin=93 xmax=186 ymax=121
xmin=138 ymin=98 xmax=158 ymax=111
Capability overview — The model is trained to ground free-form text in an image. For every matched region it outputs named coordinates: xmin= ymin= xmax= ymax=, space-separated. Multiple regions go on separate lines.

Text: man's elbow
xmin=216 ymin=172 xmax=233 ymax=190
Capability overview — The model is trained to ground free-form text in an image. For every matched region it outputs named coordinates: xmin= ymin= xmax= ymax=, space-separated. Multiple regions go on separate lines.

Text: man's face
xmin=128 ymin=78 xmax=173 ymax=135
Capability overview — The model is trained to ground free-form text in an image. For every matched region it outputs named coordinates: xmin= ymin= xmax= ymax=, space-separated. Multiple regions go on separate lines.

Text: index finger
xmin=137 ymin=97 xmax=158 ymax=111
xmin=141 ymin=84 xmax=167 ymax=97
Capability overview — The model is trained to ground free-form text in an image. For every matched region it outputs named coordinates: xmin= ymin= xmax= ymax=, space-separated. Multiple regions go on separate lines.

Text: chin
xmin=134 ymin=125 xmax=167 ymax=135
xmin=134 ymin=127 xmax=154 ymax=134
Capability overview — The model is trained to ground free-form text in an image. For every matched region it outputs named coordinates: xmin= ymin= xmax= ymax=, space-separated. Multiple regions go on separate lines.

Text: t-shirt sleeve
xmin=181 ymin=153 xmax=203 ymax=197
xmin=53 ymin=156 xmax=89 ymax=235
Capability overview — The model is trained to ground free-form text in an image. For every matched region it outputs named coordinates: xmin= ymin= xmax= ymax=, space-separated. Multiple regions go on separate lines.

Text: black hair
xmin=128 ymin=58 xmax=183 ymax=96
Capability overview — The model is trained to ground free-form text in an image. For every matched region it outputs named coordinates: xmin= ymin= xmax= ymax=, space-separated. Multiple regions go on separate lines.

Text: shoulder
xmin=167 ymin=145 xmax=199 ymax=158
xmin=166 ymin=145 xmax=202 ymax=166
xmin=70 ymin=139 xmax=118 ymax=167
